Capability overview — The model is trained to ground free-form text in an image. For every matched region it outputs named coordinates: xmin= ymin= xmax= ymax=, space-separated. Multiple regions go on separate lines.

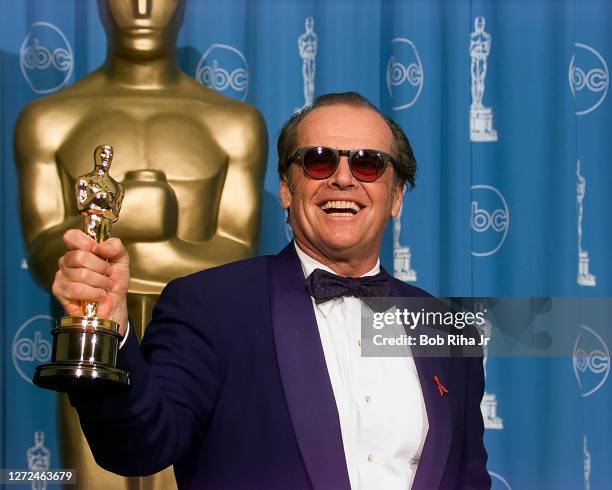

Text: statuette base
xmin=34 ymin=362 xmax=130 ymax=392
xmin=32 ymin=315 xmax=130 ymax=392
xmin=470 ymin=106 xmax=498 ymax=142
xmin=394 ymin=246 xmax=417 ymax=282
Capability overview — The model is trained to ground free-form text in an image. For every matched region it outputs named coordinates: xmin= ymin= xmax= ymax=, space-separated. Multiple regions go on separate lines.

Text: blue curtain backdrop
xmin=1 ymin=1 xmax=610 ymax=488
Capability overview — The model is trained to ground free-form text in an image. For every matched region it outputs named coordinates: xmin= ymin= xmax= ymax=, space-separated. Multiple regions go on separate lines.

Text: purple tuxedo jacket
xmin=71 ymin=243 xmax=491 ymax=489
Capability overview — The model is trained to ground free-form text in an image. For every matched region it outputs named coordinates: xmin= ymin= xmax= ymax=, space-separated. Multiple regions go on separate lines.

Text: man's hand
xmin=52 ymin=229 xmax=130 ymax=335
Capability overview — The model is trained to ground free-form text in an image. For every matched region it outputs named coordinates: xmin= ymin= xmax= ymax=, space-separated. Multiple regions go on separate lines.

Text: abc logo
xmin=573 ymin=324 xmax=610 ymax=397
xmin=569 ymin=43 xmax=608 ymax=116
xmin=12 ymin=315 xmax=54 ymax=384
xmin=19 ymin=21 xmax=73 ymax=95
xmin=386 ymin=38 xmax=424 ymax=111
xmin=470 ymin=185 xmax=510 ymax=257
xmin=196 ymin=44 xmax=249 ymax=101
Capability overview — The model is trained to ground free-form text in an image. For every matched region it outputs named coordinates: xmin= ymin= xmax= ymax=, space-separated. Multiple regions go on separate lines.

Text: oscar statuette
xmin=33 ymin=145 xmax=130 ymax=391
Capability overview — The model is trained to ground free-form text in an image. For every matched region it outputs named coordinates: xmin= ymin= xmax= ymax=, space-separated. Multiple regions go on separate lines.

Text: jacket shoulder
xmin=387 ymin=274 xmax=432 ymax=298
xmin=166 ymin=254 xmax=273 ymax=297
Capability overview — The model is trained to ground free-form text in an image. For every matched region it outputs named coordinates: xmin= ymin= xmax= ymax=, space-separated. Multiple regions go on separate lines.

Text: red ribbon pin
xmin=433 ymin=375 xmax=449 ymax=397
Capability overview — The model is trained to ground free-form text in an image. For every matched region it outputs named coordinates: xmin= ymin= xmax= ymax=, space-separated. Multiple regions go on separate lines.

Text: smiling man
xmin=53 ymin=92 xmax=490 ymax=489
xmin=278 ymin=95 xmax=410 ymax=277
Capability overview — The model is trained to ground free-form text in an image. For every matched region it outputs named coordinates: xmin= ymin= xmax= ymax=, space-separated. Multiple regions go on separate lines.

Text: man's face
xmin=279 ymin=104 xmax=404 ymax=263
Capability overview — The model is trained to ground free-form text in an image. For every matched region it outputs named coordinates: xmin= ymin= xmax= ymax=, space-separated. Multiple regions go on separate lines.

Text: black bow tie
xmin=304 ymin=268 xmax=392 ymax=304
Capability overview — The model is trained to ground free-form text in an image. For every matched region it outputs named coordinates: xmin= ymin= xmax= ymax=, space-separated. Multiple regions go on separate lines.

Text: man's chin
xmin=317 ymin=235 xmax=365 ymax=254
xmin=310 ymin=222 xmax=370 ymax=249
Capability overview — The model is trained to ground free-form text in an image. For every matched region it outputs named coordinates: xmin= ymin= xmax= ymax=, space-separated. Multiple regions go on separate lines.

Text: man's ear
xmin=390 ymin=182 xmax=404 ymax=218
xmin=279 ymin=173 xmax=292 ymax=210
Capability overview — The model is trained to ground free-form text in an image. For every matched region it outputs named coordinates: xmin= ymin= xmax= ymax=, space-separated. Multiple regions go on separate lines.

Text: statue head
xmin=474 ymin=16 xmax=485 ymax=32
xmin=98 ymin=0 xmax=186 ymax=60
xmin=305 ymin=17 xmax=314 ymax=32
xmin=94 ymin=145 xmax=114 ymax=170
xmin=34 ymin=431 xmax=45 ymax=446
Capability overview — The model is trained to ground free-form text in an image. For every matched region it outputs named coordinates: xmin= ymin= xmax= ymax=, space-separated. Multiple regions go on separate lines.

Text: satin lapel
xmin=270 ymin=243 xmax=351 ymax=490
xmin=387 ymin=274 xmax=453 ymax=490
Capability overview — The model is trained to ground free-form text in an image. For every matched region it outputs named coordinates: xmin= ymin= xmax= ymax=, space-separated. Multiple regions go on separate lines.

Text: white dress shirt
xmin=295 ymin=243 xmax=429 ymax=490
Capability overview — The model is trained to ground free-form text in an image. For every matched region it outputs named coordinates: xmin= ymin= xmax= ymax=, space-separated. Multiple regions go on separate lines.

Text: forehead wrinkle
xmin=297 ymin=106 xmax=394 ymax=154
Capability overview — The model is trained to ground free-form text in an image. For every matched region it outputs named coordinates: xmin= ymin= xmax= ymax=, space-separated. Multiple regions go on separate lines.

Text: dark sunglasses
xmin=288 ymin=146 xmax=397 ymax=182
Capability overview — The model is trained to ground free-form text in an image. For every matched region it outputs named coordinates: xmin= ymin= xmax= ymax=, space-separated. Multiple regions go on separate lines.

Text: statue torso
xmin=54 ymin=88 xmax=230 ymax=242
xmin=17 ymin=70 xmax=266 ymax=294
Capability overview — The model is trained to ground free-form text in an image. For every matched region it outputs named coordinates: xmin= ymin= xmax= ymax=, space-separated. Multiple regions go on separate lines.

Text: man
xmin=53 ymin=92 xmax=491 ymax=489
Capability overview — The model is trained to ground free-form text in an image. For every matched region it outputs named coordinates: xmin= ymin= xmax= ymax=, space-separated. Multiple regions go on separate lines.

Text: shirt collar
xmin=294 ymin=241 xmax=381 ymax=316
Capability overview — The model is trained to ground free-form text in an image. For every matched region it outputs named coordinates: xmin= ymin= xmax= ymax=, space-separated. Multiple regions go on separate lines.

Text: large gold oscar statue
xmin=14 ymin=1 xmax=267 ymax=489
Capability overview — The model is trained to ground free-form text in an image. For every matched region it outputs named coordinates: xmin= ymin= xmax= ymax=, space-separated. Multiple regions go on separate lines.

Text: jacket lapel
xmin=270 ymin=243 xmax=351 ymax=490
xmin=410 ymin=354 xmax=453 ymax=490
xmin=387 ymin=275 xmax=453 ymax=490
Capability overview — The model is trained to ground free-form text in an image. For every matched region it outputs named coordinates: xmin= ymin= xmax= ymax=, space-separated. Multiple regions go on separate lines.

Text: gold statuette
xmin=34 ymin=145 xmax=130 ymax=391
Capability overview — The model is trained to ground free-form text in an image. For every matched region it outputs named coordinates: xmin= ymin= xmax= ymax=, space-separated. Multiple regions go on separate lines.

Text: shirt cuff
xmin=119 ymin=320 xmax=130 ymax=350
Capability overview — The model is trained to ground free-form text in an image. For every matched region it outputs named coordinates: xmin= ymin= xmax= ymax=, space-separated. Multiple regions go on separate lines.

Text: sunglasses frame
xmin=288 ymin=146 xmax=397 ymax=182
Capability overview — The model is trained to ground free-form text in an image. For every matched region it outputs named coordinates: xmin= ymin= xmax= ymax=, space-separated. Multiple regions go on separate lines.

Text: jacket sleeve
xmin=68 ymin=278 xmax=222 ymax=476
xmin=456 ymin=355 xmax=492 ymax=489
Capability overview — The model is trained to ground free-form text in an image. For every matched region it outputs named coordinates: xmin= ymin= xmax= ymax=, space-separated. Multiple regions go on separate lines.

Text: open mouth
xmin=320 ymin=200 xmax=362 ymax=217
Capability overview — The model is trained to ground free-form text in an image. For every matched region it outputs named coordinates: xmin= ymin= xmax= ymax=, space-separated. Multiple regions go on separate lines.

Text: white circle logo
xmin=569 ymin=43 xmax=608 ymax=116
xmin=470 ymin=184 xmax=510 ymax=257
xmin=12 ymin=315 xmax=54 ymax=384
xmin=196 ymin=44 xmax=249 ymax=101
xmin=573 ymin=324 xmax=610 ymax=397
xmin=19 ymin=22 xmax=73 ymax=95
xmin=386 ymin=38 xmax=424 ymax=111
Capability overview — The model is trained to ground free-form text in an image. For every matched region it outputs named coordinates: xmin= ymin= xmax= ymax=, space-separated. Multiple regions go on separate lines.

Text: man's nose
xmin=133 ymin=0 xmax=152 ymax=18
xmin=328 ymin=157 xmax=357 ymax=189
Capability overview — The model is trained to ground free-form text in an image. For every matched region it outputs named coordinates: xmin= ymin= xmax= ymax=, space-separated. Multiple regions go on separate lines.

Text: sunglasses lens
xmin=302 ymin=147 xmax=338 ymax=179
xmin=351 ymin=150 xmax=386 ymax=182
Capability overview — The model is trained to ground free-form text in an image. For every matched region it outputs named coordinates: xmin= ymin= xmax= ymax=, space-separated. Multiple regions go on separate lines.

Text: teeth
xmin=321 ymin=200 xmax=361 ymax=212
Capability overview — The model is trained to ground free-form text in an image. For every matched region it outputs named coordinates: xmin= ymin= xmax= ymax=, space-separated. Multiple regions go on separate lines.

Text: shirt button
xmin=367 ymin=454 xmax=374 ymax=463
xmin=357 ymin=339 xmax=362 ymax=348
xmin=365 ymin=395 xmax=372 ymax=403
